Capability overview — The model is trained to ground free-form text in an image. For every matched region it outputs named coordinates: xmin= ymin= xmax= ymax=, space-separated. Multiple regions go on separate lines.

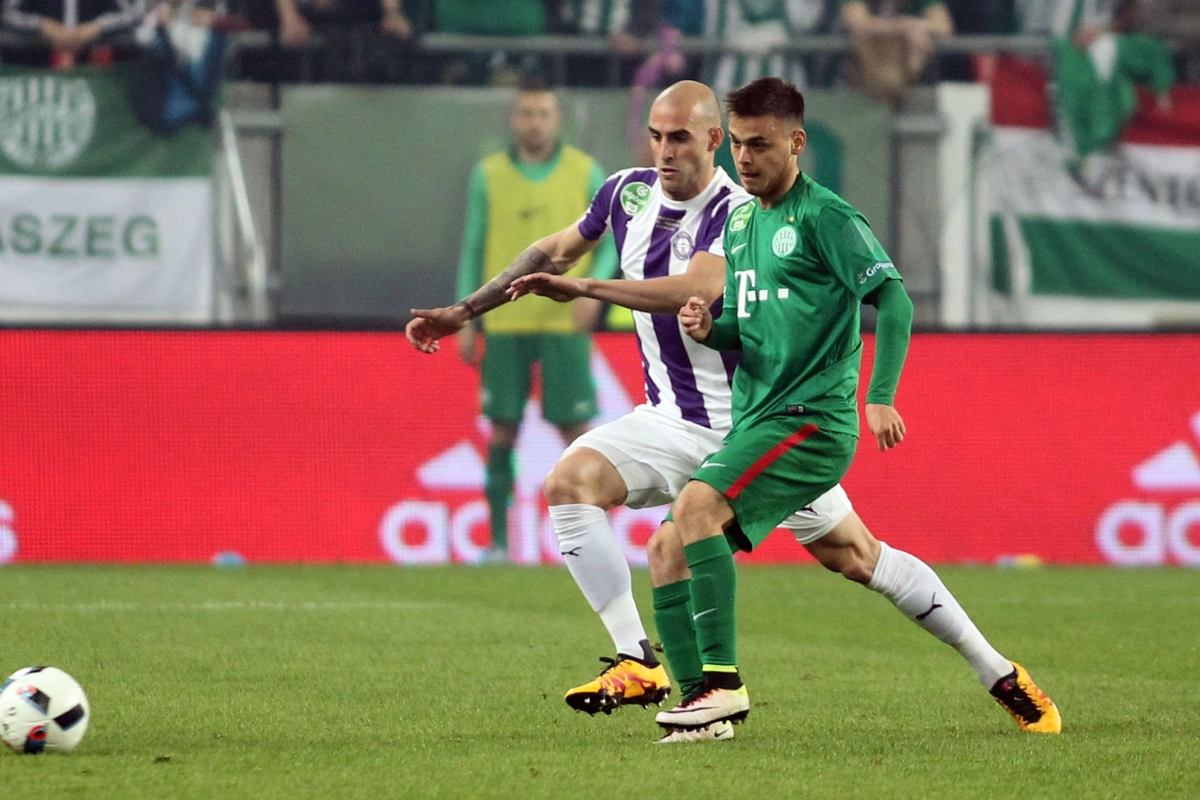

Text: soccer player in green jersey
xmin=654 ymin=77 xmax=1062 ymax=734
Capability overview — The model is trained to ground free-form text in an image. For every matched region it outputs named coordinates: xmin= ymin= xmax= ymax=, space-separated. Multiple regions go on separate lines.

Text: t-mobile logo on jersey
xmin=0 ymin=500 xmax=16 ymax=564
xmin=735 ymin=269 xmax=791 ymax=318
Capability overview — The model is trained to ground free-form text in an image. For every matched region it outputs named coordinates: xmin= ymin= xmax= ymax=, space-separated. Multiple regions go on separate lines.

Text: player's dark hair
xmin=517 ymin=75 xmax=552 ymax=94
xmin=725 ymin=78 xmax=805 ymax=125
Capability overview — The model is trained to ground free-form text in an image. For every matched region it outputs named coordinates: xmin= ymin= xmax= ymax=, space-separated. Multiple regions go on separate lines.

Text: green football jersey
xmin=705 ymin=172 xmax=902 ymax=438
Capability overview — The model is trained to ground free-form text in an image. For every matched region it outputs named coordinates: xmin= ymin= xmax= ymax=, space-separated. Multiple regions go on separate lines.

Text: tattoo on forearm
xmin=458 ymin=247 xmax=554 ymax=319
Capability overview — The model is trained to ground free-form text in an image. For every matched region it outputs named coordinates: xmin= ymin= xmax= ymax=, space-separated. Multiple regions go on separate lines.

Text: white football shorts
xmin=566 ymin=404 xmax=854 ymax=544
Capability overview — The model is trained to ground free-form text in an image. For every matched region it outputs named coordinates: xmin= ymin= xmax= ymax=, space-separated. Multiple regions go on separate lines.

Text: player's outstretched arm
xmin=405 ymin=226 xmax=598 ymax=354
xmin=509 ymin=251 xmax=726 ymax=314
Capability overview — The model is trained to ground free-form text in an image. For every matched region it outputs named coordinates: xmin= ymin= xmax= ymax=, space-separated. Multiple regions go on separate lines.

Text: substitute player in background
xmin=652 ymin=77 xmax=1061 ymax=737
xmin=449 ymin=78 xmax=618 ymax=562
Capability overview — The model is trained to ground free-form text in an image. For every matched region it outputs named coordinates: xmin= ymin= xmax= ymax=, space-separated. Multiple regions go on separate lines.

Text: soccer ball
xmin=0 ymin=667 xmax=90 ymax=754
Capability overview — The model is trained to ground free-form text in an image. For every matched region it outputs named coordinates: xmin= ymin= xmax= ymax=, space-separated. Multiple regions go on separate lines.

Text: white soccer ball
xmin=0 ymin=666 xmax=90 ymax=754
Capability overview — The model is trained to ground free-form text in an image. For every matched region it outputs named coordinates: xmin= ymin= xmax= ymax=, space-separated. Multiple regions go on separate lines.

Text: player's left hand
xmin=508 ymin=273 xmax=587 ymax=303
xmin=865 ymin=403 xmax=906 ymax=451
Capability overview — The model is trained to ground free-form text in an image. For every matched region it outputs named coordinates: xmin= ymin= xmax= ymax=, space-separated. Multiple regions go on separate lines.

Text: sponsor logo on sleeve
xmin=619 ymin=182 xmax=652 ymax=215
xmin=728 ymin=203 xmax=753 ymax=232
xmin=856 ymin=262 xmax=896 ymax=285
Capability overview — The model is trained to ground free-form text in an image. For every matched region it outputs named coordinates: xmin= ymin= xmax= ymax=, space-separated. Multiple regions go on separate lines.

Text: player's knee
xmin=672 ymin=485 xmax=723 ymax=543
xmin=489 ymin=423 xmax=519 ymax=449
xmin=647 ymin=527 xmax=686 ymax=578
xmin=542 ymin=464 xmax=586 ymax=505
xmin=542 ymin=453 xmax=616 ymax=507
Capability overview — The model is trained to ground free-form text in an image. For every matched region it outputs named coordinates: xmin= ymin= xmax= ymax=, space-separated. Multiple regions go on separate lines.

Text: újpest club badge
xmin=670 ymin=230 xmax=694 ymax=260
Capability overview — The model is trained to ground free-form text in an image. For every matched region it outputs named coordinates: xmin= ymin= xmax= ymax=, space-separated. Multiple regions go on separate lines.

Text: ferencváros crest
xmin=0 ymin=74 xmax=96 ymax=170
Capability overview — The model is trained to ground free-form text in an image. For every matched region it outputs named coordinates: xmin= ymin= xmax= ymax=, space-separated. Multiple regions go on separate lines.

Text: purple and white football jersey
xmin=577 ymin=167 xmax=751 ymax=434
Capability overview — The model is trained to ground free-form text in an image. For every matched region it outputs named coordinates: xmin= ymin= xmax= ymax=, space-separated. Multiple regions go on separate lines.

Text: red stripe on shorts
xmin=725 ymin=423 xmax=820 ymax=500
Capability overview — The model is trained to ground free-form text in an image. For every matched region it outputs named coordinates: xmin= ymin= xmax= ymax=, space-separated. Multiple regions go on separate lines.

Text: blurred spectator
xmin=619 ymin=1 xmax=709 ymax=162
xmin=552 ymin=0 xmax=664 ymax=86
xmin=239 ymin=0 xmax=416 ymax=82
xmin=431 ymin=0 xmax=544 ymax=84
xmin=704 ymin=0 xmax=833 ymax=97
xmin=839 ymin=0 xmax=954 ymax=105
xmin=128 ymin=0 xmax=227 ymax=134
xmin=1141 ymin=0 xmax=1200 ymax=38
xmin=1045 ymin=0 xmax=1174 ymax=166
xmin=941 ymin=0 xmax=1016 ymax=80
xmin=2 ymin=0 xmax=146 ymax=67
xmin=1140 ymin=0 xmax=1200 ymax=80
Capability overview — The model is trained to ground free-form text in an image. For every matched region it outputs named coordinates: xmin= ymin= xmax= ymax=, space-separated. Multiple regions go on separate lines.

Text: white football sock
xmin=550 ymin=503 xmax=647 ymax=657
xmin=867 ymin=542 xmax=1013 ymax=688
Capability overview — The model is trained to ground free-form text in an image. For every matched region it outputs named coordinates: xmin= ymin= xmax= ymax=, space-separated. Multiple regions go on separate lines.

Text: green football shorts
xmin=480 ymin=333 xmax=598 ymax=426
xmin=690 ymin=418 xmax=856 ymax=552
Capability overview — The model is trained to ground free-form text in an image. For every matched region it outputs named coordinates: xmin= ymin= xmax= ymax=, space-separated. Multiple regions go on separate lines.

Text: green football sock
xmin=683 ymin=536 xmax=738 ymax=669
xmin=652 ymin=580 xmax=705 ymax=699
xmin=484 ymin=443 xmax=514 ymax=550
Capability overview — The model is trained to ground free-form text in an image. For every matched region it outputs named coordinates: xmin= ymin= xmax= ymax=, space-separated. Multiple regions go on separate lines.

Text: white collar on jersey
xmin=658 ymin=167 xmax=739 ymax=211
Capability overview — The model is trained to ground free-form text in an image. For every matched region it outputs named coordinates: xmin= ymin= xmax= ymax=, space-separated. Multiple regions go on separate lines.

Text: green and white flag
xmin=984 ymin=57 xmax=1200 ymax=309
xmin=0 ymin=66 xmax=213 ymax=322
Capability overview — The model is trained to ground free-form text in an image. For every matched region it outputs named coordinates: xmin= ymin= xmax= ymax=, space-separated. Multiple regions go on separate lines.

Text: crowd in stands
xmin=1 ymin=0 xmax=1197 ymax=94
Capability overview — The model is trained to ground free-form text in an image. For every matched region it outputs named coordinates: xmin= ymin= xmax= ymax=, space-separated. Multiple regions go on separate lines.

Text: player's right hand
xmin=405 ymin=306 xmax=470 ymax=354
xmin=508 ymin=273 xmax=586 ymax=303
xmin=679 ymin=296 xmax=712 ymax=341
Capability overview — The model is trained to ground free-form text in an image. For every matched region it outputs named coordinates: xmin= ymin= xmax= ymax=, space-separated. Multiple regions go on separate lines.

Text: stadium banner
xmin=1 ymin=331 xmax=1199 ymax=567
xmin=985 ymin=57 xmax=1200 ymax=301
xmin=0 ymin=67 xmax=213 ymax=322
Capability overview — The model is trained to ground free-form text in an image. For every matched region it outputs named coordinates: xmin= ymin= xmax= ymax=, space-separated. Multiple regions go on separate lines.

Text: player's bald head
xmin=646 ymin=81 xmax=723 ymax=202
xmin=651 ymin=81 xmax=722 ymax=129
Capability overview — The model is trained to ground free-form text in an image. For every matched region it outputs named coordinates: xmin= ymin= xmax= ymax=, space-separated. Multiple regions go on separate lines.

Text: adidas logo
xmin=1095 ymin=411 xmax=1200 ymax=566
xmin=376 ymin=350 xmax=661 ymax=566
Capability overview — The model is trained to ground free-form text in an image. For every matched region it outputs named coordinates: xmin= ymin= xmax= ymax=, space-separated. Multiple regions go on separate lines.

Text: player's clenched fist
xmin=405 ymin=305 xmax=470 ymax=354
xmin=865 ymin=403 xmax=906 ymax=451
xmin=679 ymin=296 xmax=712 ymax=342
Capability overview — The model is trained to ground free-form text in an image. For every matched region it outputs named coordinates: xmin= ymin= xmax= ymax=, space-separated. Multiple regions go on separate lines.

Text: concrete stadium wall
xmin=272 ymin=86 xmax=892 ymax=323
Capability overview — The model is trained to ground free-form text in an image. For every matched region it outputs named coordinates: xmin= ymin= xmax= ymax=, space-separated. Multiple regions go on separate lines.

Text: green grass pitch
xmin=0 ymin=564 xmax=1197 ymax=799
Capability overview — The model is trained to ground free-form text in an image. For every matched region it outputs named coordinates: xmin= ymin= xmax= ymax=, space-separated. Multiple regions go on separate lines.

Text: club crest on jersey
xmin=619 ymin=182 xmax=651 ymax=215
xmin=728 ymin=202 xmax=753 ymax=232
xmin=670 ymin=230 xmax=694 ymax=260
xmin=772 ymin=226 xmax=797 ymax=257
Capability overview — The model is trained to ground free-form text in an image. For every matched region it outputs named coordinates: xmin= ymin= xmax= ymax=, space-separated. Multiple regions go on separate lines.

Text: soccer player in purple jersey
xmin=648 ymin=77 xmax=1061 ymax=738
xmin=407 ymin=79 xmax=1059 ymax=744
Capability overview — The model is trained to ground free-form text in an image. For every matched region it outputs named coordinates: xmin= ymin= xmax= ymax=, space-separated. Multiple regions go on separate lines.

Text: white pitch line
xmin=0 ymin=600 xmax=449 ymax=612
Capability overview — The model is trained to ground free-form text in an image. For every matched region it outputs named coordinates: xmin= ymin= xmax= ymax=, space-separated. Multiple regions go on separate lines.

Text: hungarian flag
xmin=986 ymin=56 xmax=1200 ymax=301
